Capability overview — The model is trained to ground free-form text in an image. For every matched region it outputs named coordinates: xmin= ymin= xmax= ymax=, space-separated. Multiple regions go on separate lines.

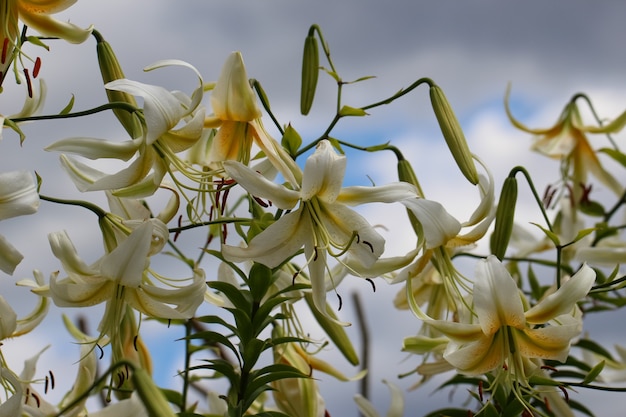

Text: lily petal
xmin=400 ymin=198 xmax=461 ymax=249
xmin=301 ymin=140 xmax=346 ymax=203
xmin=525 ymin=264 xmax=594 ymax=324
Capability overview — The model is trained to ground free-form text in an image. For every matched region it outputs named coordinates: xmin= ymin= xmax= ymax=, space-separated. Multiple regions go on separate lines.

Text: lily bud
xmin=132 ymin=367 xmax=177 ymax=417
xmin=211 ymin=51 xmax=261 ymax=121
xmin=429 ymin=84 xmax=479 ymax=185
xmin=490 ymin=176 xmax=518 ymax=260
xmin=95 ymin=31 xmax=142 ymax=138
xmin=300 ymin=34 xmax=319 ymax=115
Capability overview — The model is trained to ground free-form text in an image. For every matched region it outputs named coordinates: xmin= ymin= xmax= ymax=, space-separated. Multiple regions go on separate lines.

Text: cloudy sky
xmin=3 ymin=0 xmax=626 ymax=415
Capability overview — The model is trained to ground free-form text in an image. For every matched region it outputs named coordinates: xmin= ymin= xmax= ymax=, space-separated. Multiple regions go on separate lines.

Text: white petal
xmin=211 ymin=51 xmax=261 ymax=121
xmin=106 ymin=79 xmax=185 ymax=145
xmin=101 ymin=221 xmax=153 ymax=287
xmin=223 ymin=160 xmax=300 ymax=209
xmin=222 ymin=209 xmax=310 ymax=268
xmin=525 ymin=264 xmax=595 ymax=324
xmin=0 ymin=234 xmax=23 ymax=275
xmin=401 ymin=198 xmax=461 ymax=249
xmin=45 ymin=137 xmax=140 ymax=161
xmin=474 ymin=255 xmax=526 ymax=334
xmin=0 ymin=170 xmax=39 ymax=220
xmin=337 ymin=182 xmax=418 ymax=205
xmin=301 ymin=140 xmax=346 ymax=203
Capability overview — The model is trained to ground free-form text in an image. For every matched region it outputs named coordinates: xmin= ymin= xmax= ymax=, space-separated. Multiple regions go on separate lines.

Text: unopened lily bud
xmin=95 ymin=31 xmax=142 ymax=138
xmin=132 ymin=367 xmax=177 ymax=417
xmin=211 ymin=51 xmax=261 ymax=121
xmin=397 ymin=158 xmax=424 ymax=197
xmin=429 ymin=84 xmax=479 ymax=185
xmin=300 ymin=34 xmax=319 ymax=115
xmin=490 ymin=176 xmax=518 ymax=260
xmin=305 ymin=293 xmax=359 ymax=366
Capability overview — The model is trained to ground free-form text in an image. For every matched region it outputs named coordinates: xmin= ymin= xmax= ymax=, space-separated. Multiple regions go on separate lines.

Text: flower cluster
xmin=1 ymin=4 xmax=626 ymax=417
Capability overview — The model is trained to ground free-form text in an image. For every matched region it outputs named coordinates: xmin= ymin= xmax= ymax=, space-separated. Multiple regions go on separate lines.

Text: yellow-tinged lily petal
xmin=17 ymin=3 xmax=93 ymax=44
xmin=0 ymin=296 xmax=17 ymax=340
xmin=474 ymin=256 xmax=526 ymax=334
xmin=354 ymin=380 xmax=404 ymax=417
xmin=524 ymin=263 xmax=594 ymax=324
xmin=337 ymin=182 xmax=418 ymax=205
xmin=211 ymin=51 xmax=261 ymax=121
xmin=100 ymin=221 xmax=153 ymax=287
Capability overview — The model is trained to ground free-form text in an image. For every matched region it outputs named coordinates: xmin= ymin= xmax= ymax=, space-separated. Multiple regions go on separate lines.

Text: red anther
xmin=540 ymin=364 xmax=558 ymax=372
xmin=1 ymin=38 xmax=9 ymax=64
xmin=558 ymin=385 xmax=569 ymax=403
xmin=33 ymin=57 xmax=41 ymax=78
xmin=23 ymin=68 xmax=33 ymax=98
xmin=544 ymin=396 xmax=551 ymax=413
xmin=478 ymin=380 xmax=484 ymax=402
xmin=173 ymin=215 xmax=182 ymax=242
xmin=253 ymin=196 xmax=268 ymax=207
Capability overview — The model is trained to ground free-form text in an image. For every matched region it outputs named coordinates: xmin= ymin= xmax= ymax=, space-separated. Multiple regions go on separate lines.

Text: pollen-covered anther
xmin=33 ymin=57 xmax=41 ymax=78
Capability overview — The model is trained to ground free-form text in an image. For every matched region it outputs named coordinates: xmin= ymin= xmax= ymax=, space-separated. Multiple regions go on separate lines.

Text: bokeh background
xmin=3 ymin=1 xmax=626 ymax=415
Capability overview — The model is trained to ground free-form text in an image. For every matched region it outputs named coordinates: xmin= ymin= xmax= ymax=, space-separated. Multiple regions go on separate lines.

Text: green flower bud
xmin=95 ymin=32 xmax=142 ymax=138
xmin=429 ymin=84 xmax=479 ymax=185
xmin=300 ymin=34 xmax=319 ymax=115
xmin=490 ymin=176 xmax=518 ymax=260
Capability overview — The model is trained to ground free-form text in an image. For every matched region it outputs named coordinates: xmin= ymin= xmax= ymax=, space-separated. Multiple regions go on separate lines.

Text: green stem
xmin=11 ymin=101 xmax=138 ymax=124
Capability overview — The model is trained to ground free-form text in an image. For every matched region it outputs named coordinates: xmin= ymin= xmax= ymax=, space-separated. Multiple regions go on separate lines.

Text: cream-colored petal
xmin=525 ymin=264 xmax=594 ymax=324
xmin=223 ymin=160 xmax=300 ymax=209
xmin=222 ymin=209 xmax=310 ymax=268
xmin=516 ymin=325 xmax=580 ymax=362
xmin=301 ymin=140 xmax=346 ymax=203
xmin=106 ymin=79 xmax=185 ymax=145
xmin=337 ymin=182 xmax=418 ymax=205
xmin=17 ymin=4 xmax=93 ymax=43
xmin=101 ymin=221 xmax=152 ymax=287
xmin=0 ymin=296 xmax=17 ymax=340
xmin=400 ymin=198 xmax=461 ymax=249
xmin=48 ymin=230 xmax=98 ymax=278
xmin=474 ymin=255 xmax=526 ymax=334
xmin=0 ymin=170 xmax=39 ymax=220
xmin=316 ymin=202 xmax=384 ymax=267
xmin=45 ymin=137 xmax=140 ymax=161
xmin=211 ymin=51 xmax=261 ymax=121
xmin=49 ymin=276 xmax=113 ymax=307
xmin=0 ymin=234 xmax=23 ymax=275
xmin=443 ymin=333 xmax=503 ymax=375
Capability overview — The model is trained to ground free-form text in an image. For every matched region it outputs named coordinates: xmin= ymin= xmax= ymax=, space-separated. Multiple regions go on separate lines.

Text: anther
xmin=23 ymin=68 xmax=33 ymax=98
xmin=33 ymin=57 xmax=41 ymax=78
xmin=133 ymin=335 xmax=139 ymax=351
xmin=253 ymin=196 xmax=268 ymax=208
xmin=49 ymin=370 xmax=55 ymax=390
xmin=173 ymin=215 xmax=182 ymax=241
xmin=478 ymin=380 xmax=483 ymax=402
xmin=1 ymin=38 xmax=8 ymax=64
xmin=336 ymin=293 xmax=343 ymax=311
xmin=362 ymin=240 xmax=374 ymax=253
xmin=365 ymin=278 xmax=376 ymax=292
xmin=558 ymin=385 xmax=569 ymax=403
xmin=292 ymin=271 xmax=300 ymax=286
xmin=544 ymin=396 xmax=551 ymax=413
xmin=44 ymin=375 xmax=49 ymax=394
xmin=96 ymin=343 xmax=104 ymax=360
xmin=313 ymin=247 xmax=319 ymax=261
xmin=31 ymin=392 xmax=40 ymax=408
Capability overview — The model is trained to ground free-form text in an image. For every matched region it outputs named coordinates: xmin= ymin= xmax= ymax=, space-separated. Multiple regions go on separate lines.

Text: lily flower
xmin=0 ymin=170 xmax=40 ymax=274
xmin=33 ymin=219 xmax=206 ymax=364
xmin=204 ymin=51 xmax=299 ymax=186
xmin=221 ymin=139 xmax=418 ymax=318
xmin=46 ymin=60 xmax=206 ymax=197
xmin=412 ymin=255 xmax=594 ymax=395
xmin=505 ymin=88 xmax=625 ymax=203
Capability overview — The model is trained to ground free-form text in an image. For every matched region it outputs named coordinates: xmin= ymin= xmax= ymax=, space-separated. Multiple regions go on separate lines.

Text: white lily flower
xmin=0 ymin=170 xmax=40 ymax=274
xmin=33 ymin=219 xmax=205 ymax=364
xmin=222 ymin=139 xmax=418 ymax=319
xmin=46 ymin=60 xmax=206 ymax=197
xmin=415 ymin=255 xmax=594 ymax=380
